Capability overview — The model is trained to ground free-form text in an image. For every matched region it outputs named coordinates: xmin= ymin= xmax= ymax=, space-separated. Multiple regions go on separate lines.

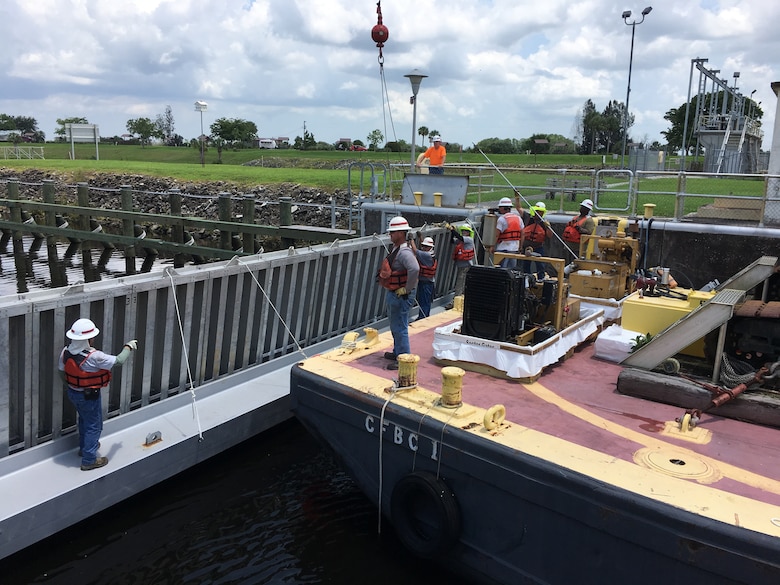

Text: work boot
xmin=81 ymin=457 xmax=109 ymax=471
xmin=444 ymin=302 xmax=454 ymax=310
xmin=383 ymin=351 xmax=397 ymax=360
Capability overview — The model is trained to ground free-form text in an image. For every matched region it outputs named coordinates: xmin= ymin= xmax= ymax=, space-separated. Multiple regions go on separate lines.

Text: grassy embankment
xmin=0 ymin=143 xmax=764 ymax=217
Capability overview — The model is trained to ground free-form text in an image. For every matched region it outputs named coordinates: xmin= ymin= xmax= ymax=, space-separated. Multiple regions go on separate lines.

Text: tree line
xmin=0 ymin=92 xmax=764 ymax=156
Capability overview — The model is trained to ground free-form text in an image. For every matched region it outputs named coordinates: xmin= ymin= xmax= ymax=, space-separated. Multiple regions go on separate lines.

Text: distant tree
xmin=602 ymin=100 xmax=627 ymax=154
xmin=210 ymin=117 xmax=258 ymax=147
xmin=293 ymin=129 xmax=316 ymax=150
xmin=154 ymin=105 xmax=175 ymax=144
xmin=12 ymin=116 xmax=39 ymax=134
xmin=417 ymin=125 xmax=429 ymax=148
xmin=213 ymin=137 xmax=226 ymax=163
xmin=167 ymin=133 xmax=185 ymax=147
xmin=0 ymin=114 xmax=15 ymax=131
xmin=352 ymin=139 xmax=365 ymax=147
xmin=367 ymin=129 xmax=384 ymax=150
xmin=474 ymin=137 xmax=517 ymax=154
xmin=384 ymin=141 xmax=402 ymax=152
xmin=55 ymin=117 xmax=90 ymax=141
xmin=126 ymin=117 xmax=159 ymax=147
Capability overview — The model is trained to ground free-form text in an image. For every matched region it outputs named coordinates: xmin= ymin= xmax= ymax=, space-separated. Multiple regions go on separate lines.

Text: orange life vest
xmin=497 ymin=213 xmax=522 ymax=242
xmin=523 ymin=221 xmax=547 ymax=244
xmin=64 ymin=350 xmax=112 ymax=389
xmin=377 ymin=248 xmax=408 ymax=291
xmin=419 ymin=258 xmax=437 ymax=279
xmin=452 ymin=242 xmax=475 ymax=262
xmin=563 ymin=215 xmax=589 ymax=243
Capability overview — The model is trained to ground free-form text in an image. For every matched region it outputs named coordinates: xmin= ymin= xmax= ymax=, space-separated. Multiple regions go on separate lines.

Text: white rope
xmin=239 ymin=259 xmax=308 ymax=359
xmin=377 ymin=392 xmax=396 ymax=535
xmin=166 ymin=270 xmax=204 ymax=441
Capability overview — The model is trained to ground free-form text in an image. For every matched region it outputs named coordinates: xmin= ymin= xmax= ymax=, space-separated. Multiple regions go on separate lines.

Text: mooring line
xmin=166 ymin=269 xmax=204 ymax=441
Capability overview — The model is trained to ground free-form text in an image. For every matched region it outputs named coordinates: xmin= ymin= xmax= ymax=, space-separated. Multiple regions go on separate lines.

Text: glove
xmin=124 ymin=339 xmax=138 ymax=351
xmin=395 ymin=287 xmax=408 ymax=298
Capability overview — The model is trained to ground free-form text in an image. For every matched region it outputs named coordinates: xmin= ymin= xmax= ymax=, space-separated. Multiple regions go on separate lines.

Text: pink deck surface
xmin=350 ymin=317 xmax=780 ymax=507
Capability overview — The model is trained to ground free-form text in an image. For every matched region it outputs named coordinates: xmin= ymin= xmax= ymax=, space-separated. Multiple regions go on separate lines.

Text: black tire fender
xmin=390 ymin=471 xmax=461 ymax=558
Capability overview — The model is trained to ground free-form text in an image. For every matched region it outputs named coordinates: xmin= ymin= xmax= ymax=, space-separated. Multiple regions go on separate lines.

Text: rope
xmin=376 ymin=392 xmax=396 ymax=535
xmin=239 ymin=258 xmax=308 ymax=359
xmin=166 ymin=270 xmax=204 ymax=441
xmin=477 ymin=146 xmax=578 ymax=260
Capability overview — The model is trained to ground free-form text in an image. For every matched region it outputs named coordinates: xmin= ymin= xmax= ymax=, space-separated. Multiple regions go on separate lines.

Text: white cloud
xmin=0 ymin=0 xmax=775 ymax=150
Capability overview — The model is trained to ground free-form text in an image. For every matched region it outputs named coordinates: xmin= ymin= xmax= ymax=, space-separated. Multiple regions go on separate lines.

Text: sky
xmin=1 ymin=0 xmax=777 ymax=152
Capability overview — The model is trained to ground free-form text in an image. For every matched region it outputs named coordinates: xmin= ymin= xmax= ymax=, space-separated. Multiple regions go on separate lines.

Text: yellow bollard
xmin=396 ymin=353 xmax=420 ymax=388
xmin=441 ymin=366 xmax=465 ymax=408
xmin=643 ymin=203 xmax=656 ymax=219
xmin=433 ymin=192 xmax=442 ymax=207
xmin=453 ymin=295 xmax=464 ymax=312
xmin=413 ymin=192 xmax=423 ymax=206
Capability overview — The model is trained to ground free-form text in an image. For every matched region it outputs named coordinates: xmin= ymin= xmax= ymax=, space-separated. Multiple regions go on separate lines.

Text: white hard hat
xmin=581 ymin=199 xmax=594 ymax=210
xmin=387 ymin=216 xmax=410 ymax=232
xmin=535 ymin=201 xmax=546 ymax=210
xmin=421 ymin=237 xmax=435 ymax=247
xmin=432 ymin=135 xmax=442 ymax=142
xmin=498 ymin=197 xmax=513 ymax=207
xmin=67 ymin=318 xmax=100 ymax=340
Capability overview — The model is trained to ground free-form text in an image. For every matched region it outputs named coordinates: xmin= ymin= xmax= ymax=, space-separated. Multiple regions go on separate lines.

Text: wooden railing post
xmin=279 ymin=196 xmax=294 ymax=249
xmin=169 ymin=188 xmax=185 ymax=267
xmin=218 ymin=192 xmax=232 ymax=251
xmin=242 ymin=195 xmax=256 ymax=254
xmin=121 ymin=185 xmax=136 ymax=274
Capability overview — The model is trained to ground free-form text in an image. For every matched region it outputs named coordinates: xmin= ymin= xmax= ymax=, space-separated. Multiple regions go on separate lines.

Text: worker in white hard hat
xmin=445 ymin=223 xmax=476 ymax=310
xmin=377 ymin=217 xmax=420 ymax=369
xmin=562 ymin=198 xmax=595 ymax=257
xmin=410 ymin=235 xmax=437 ymax=320
xmin=522 ymin=202 xmax=552 ymax=279
xmin=58 ymin=318 xmax=138 ymax=471
xmin=416 ymin=135 xmax=446 ymax=174
xmin=487 ymin=196 xmax=525 ymax=268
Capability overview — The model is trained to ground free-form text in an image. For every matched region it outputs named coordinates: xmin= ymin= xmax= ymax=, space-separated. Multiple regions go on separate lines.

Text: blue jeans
xmin=386 ymin=288 xmax=416 ymax=355
xmin=428 ymin=166 xmax=443 ymax=175
xmin=417 ymin=281 xmax=434 ymax=319
xmin=67 ymin=387 xmax=103 ymax=466
xmin=498 ymin=256 xmax=517 ymax=269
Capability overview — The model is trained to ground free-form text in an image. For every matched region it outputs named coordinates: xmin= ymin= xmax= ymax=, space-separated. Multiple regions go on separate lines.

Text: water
xmin=0 ymin=235 xmax=169 ymax=296
xmin=0 ymin=422 xmax=471 ymax=585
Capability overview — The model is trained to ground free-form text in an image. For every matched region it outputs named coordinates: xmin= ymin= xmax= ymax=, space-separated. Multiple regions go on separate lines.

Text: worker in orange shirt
xmin=416 ymin=135 xmax=446 ymax=174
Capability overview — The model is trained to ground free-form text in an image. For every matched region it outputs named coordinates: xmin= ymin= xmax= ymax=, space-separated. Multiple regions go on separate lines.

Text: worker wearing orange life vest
xmin=450 ymin=223 xmax=475 ymax=300
xmin=58 ymin=318 xmax=137 ymax=471
xmin=563 ymin=198 xmax=595 ymax=257
xmin=412 ymin=236 xmax=437 ymax=320
xmin=487 ymin=197 xmax=524 ymax=268
xmin=378 ymin=217 xmax=419 ymax=369
xmin=522 ymin=202 xmax=552 ymax=279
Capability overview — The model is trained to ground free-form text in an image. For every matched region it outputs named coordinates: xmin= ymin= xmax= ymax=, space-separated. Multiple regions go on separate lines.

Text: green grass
xmin=0 ymin=142 xmax=767 ymax=219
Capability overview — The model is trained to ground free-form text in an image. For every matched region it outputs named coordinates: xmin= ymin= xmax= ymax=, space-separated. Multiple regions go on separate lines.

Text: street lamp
xmin=404 ymin=69 xmax=427 ymax=172
xmin=194 ymin=100 xmax=208 ymax=167
xmin=620 ymin=6 xmax=652 ymax=170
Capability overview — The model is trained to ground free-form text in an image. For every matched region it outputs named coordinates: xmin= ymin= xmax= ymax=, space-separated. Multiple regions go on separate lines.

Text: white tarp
xmin=433 ymin=308 xmax=605 ymax=379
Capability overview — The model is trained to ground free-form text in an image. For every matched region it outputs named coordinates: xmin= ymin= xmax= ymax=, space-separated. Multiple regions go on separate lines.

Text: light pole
xmin=194 ymin=100 xmax=208 ymax=167
xmin=620 ymin=6 xmax=652 ymax=170
xmin=404 ymin=69 xmax=427 ymax=172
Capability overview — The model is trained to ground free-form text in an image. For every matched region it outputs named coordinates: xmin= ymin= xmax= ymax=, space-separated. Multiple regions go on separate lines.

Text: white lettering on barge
xmin=365 ymin=415 xmax=439 ymax=460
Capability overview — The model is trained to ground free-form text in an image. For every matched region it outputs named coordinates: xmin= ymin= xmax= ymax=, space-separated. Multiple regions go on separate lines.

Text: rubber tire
xmin=390 ymin=471 xmax=461 ymax=559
